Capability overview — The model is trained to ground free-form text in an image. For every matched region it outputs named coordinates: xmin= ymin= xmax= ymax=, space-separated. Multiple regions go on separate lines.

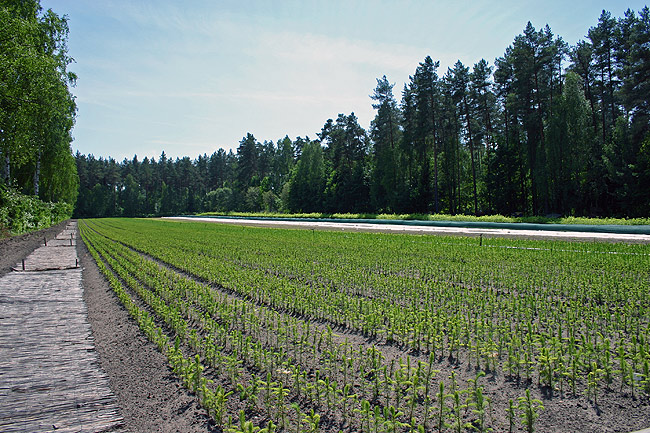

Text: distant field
xmin=198 ymin=211 xmax=650 ymax=226
xmin=81 ymin=218 xmax=650 ymax=432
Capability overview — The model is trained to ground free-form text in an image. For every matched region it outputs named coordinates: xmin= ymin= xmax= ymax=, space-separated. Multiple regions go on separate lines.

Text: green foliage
xmin=287 ymin=140 xmax=325 ymax=213
xmin=0 ymin=185 xmax=71 ymax=235
xmin=506 ymin=399 xmax=516 ymax=433
xmin=517 ymin=389 xmax=544 ymax=433
xmin=205 ymin=187 xmax=234 ymax=212
xmin=0 ymin=0 xmax=78 ymax=204
xmin=370 ymin=75 xmax=403 ymax=212
xmin=320 ymin=113 xmax=370 ymax=213
xmin=545 ymin=71 xmax=595 ymax=214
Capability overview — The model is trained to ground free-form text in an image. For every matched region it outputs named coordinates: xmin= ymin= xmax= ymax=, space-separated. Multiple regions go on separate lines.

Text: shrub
xmin=0 ymin=185 xmax=72 ymax=236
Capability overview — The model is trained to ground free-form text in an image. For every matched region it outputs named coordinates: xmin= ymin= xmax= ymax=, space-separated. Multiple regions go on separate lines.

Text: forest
xmin=76 ymin=8 xmax=650 ymax=218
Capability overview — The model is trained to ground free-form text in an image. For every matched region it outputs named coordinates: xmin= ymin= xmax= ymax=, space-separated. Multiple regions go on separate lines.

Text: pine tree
xmin=370 ymin=76 xmax=402 ymax=212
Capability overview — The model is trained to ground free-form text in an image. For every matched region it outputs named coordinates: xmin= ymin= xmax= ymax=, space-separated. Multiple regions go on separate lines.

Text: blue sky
xmin=42 ymin=1 xmax=648 ymax=161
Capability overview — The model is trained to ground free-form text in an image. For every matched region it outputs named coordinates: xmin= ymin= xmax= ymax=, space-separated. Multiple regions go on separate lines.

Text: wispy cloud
xmin=229 ymin=90 xmax=363 ymax=106
xmin=265 ymin=31 xmax=426 ymax=73
xmin=146 ymin=139 xmax=219 ymax=154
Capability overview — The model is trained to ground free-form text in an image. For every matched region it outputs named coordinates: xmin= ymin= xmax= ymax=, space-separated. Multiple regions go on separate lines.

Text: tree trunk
xmin=519 ymin=144 xmax=527 ymax=213
xmin=433 ymin=139 xmax=439 ymax=213
xmin=430 ymin=100 xmax=439 ymax=213
xmin=607 ymin=46 xmax=616 ymax=132
xmin=388 ymin=112 xmax=395 ymax=151
xmin=585 ymin=80 xmax=599 ymax=135
xmin=33 ymin=150 xmax=41 ymax=197
xmin=457 ymin=135 xmax=462 ymax=213
xmin=448 ymin=141 xmax=455 ymax=214
xmin=482 ymin=90 xmax=494 ymax=150
xmin=600 ymin=68 xmax=607 ymax=143
xmin=4 ymin=154 xmax=9 ymax=184
xmin=464 ymin=96 xmax=479 ymax=216
xmin=577 ymin=52 xmax=599 ymax=135
xmin=533 ymin=69 xmax=547 ymax=215
xmin=387 ymin=112 xmax=397 ymax=210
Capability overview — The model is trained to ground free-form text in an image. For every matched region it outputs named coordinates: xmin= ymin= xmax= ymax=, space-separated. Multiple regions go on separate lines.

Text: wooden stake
xmin=22 ymin=259 xmax=25 ymax=271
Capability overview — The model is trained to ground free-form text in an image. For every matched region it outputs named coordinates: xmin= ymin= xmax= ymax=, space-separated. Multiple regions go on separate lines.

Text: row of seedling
xmin=85 ymin=218 xmax=650 ymax=405
xmin=83 ymin=220 xmax=551 ymax=431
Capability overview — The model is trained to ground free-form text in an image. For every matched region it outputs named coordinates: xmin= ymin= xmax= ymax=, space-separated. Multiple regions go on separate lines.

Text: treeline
xmin=0 ymin=1 xmax=78 ymax=234
xmin=75 ymin=8 xmax=650 ymax=218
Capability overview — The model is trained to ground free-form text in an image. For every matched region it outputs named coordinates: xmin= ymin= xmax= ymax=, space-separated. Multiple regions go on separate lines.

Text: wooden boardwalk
xmin=0 ymin=222 xmax=123 ymax=432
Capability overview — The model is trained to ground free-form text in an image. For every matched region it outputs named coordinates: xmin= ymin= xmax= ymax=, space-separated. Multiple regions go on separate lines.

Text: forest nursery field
xmin=79 ymin=218 xmax=650 ymax=432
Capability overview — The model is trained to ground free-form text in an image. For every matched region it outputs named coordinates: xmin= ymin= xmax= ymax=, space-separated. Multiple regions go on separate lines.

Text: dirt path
xmin=0 ymin=222 xmax=122 ymax=432
xmin=164 ymin=216 xmax=650 ymax=243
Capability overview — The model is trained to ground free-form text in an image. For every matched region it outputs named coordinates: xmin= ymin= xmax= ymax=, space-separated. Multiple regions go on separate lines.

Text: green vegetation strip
xmin=81 ymin=218 xmax=650 ymax=432
xmin=199 ymin=212 xmax=650 ymax=226
xmin=192 ymin=214 xmax=650 ymax=235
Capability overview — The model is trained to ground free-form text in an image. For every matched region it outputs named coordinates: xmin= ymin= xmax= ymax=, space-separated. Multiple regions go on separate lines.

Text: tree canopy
xmin=0 ymin=0 xmax=78 ymax=205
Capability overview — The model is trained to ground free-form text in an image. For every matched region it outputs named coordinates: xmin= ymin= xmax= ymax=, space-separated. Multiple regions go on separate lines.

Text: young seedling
xmin=258 ymin=372 xmax=277 ymax=419
xmin=226 ymin=410 xmax=260 ymax=433
xmin=357 ymin=399 xmax=372 ymax=433
xmin=466 ymin=371 xmax=489 ymax=432
xmin=271 ymin=379 xmax=290 ymax=429
xmin=586 ymin=361 xmax=604 ymax=406
xmin=422 ymin=353 xmax=439 ymax=430
xmin=506 ymin=399 xmax=516 ymax=433
xmin=436 ymin=381 xmax=450 ymax=433
xmin=448 ymin=390 xmax=469 ymax=433
xmin=517 ymin=389 xmax=544 ymax=433
xmin=337 ymin=383 xmax=357 ymax=424
xmin=383 ymin=405 xmax=407 ymax=433
xmin=302 ymin=409 xmax=320 ymax=433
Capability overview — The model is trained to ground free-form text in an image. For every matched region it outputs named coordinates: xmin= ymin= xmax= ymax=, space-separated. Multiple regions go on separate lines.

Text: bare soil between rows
xmin=5 ymin=221 xmax=649 ymax=432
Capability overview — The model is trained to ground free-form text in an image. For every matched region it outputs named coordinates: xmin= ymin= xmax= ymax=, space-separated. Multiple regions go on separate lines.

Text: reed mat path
xmin=0 ymin=222 xmax=122 ymax=432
